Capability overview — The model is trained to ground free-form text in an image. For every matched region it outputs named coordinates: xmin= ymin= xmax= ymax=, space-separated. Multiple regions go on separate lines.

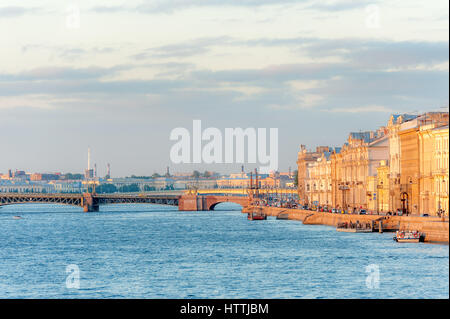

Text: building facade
xmin=297 ymin=112 xmax=449 ymax=215
xmin=396 ymin=112 xmax=448 ymax=215
xmin=332 ymin=130 xmax=388 ymax=211
xmin=305 ymin=152 xmax=332 ymax=208
xmin=297 ymin=145 xmax=332 ymax=205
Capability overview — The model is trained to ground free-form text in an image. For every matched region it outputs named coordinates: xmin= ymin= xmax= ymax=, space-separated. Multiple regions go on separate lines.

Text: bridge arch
xmin=208 ymin=201 xmax=243 ymax=211
xmin=205 ymin=196 xmax=250 ymax=211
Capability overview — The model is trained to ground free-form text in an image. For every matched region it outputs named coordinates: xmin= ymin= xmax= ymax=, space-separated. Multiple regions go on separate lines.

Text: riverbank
xmin=243 ymin=206 xmax=449 ymax=244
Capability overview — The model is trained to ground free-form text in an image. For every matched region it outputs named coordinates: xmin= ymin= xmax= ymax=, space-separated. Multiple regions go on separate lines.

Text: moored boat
xmin=393 ymin=230 xmax=423 ymax=243
xmin=248 ymin=213 xmax=267 ymax=220
xmin=247 ymin=207 xmax=267 ymax=221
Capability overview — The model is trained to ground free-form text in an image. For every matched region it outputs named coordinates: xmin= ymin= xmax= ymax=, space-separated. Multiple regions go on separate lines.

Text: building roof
xmin=349 ymin=131 xmax=374 ymax=143
xmin=391 ymin=114 xmax=417 ymax=124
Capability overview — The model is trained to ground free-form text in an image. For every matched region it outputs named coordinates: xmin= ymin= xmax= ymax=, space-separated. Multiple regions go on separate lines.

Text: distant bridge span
xmin=0 ymin=191 xmax=251 ymax=212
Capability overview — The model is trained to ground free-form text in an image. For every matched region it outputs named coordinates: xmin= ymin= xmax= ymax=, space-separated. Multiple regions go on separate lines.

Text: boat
xmin=247 ymin=207 xmax=267 ymax=221
xmin=13 ymin=216 xmax=22 ymax=220
xmin=393 ymin=230 xmax=423 ymax=243
xmin=248 ymin=212 xmax=267 ymax=220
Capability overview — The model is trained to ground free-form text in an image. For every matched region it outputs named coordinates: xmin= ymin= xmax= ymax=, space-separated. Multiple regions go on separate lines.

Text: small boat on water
xmin=247 ymin=207 xmax=267 ymax=221
xmin=248 ymin=212 xmax=267 ymax=220
xmin=13 ymin=216 xmax=22 ymax=220
xmin=394 ymin=230 xmax=423 ymax=243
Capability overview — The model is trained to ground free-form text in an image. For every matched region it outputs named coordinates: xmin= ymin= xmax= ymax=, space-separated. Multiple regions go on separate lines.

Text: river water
xmin=0 ymin=203 xmax=448 ymax=299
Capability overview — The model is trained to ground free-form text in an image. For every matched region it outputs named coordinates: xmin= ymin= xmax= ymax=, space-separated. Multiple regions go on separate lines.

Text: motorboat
xmin=394 ymin=230 xmax=423 ymax=243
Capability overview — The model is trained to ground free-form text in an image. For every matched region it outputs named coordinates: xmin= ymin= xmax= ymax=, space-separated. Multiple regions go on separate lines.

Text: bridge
xmin=0 ymin=190 xmax=252 ymax=212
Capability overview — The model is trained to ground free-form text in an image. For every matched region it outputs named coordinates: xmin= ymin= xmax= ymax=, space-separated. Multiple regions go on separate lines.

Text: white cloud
xmin=328 ymin=105 xmax=394 ymax=113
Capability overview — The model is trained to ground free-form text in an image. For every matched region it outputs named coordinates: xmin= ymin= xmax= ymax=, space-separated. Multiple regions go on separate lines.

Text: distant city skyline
xmin=1 ymin=1 xmax=448 ymax=176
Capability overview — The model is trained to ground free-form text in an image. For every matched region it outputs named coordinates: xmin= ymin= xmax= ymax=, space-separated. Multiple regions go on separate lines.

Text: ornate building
xmin=386 ymin=114 xmax=418 ymax=213
xmin=396 ymin=112 xmax=448 ymax=215
xmin=416 ymin=115 xmax=449 ymax=216
xmin=367 ymin=160 xmax=390 ymax=212
xmin=431 ymin=124 xmax=449 ymax=216
xmin=298 ymin=112 xmax=449 ymax=215
xmin=305 ymin=151 xmax=333 ymax=208
xmin=331 ymin=129 xmax=388 ymax=211
xmin=297 ymin=145 xmax=332 ymax=205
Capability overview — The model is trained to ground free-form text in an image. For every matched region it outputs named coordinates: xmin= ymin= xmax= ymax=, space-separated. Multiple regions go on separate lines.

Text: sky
xmin=0 ymin=0 xmax=448 ymax=177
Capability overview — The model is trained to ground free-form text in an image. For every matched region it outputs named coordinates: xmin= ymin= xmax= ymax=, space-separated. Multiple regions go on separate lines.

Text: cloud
xmin=327 ymin=105 xmax=393 ymax=113
xmin=91 ymin=0 xmax=303 ymax=15
xmin=306 ymin=0 xmax=379 ymax=12
xmin=91 ymin=0 xmax=371 ymax=15
xmin=2 ymin=36 xmax=448 ymax=121
xmin=0 ymin=65 xmax=128 ymax=83
xmin=243 ymin=36 xmax=449 ymax=70
xmin=0 ymin=6 xmax=40 ymax=17
xmin=131 ymin=37 xmax=234 ymax=60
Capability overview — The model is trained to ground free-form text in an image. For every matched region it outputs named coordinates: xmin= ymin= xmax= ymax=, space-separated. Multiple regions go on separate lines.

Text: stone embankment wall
xmin=243 ymin=206 xmax=449 ymax=243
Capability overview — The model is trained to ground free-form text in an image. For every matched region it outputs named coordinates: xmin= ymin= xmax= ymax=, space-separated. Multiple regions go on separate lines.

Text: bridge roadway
xmin=0 ymin=190 xmax=252 ymax=212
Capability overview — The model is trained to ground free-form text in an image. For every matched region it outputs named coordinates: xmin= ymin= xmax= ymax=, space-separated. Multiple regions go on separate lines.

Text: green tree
xmin=203 ymin=171 xmax=211 ymax=178
xmin=293 ymin=170 xmax=298 ymax=187
xmin=96 ymin=184 xmax=118 ymax=194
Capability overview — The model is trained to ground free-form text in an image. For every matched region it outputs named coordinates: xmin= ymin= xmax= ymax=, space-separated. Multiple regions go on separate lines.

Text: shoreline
xmin=243 ymin=206 xmax=449 ymax=244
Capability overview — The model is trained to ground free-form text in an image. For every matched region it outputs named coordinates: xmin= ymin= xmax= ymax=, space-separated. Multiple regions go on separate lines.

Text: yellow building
xmin=299 ymin=111 xmax=448 ymax=215
xmin=397 ymin=112 xmax=448 ymax=215
xmin=418 ymin=123 xmax=449 ymax=216
xmin=367 ymin=161 xmax=389 ymax=213
xmin=217 ymin=172 xmax=293 ymax=189
xmin=367 ymin=176 xmax=377 ymax=212
xmin=376 ymin=160 xmax=390 ymax=213
xmin=305 ymin=152 xmax=333 ymax=208
xmin=432 ymin=125 xmax=449 ymax=216
xmin=387 ymin=114 xmax=418 ymax=212
xmin=297 ymin=145 xmax=332 ymax=205
xmin=332 ymin=130 xmax=388 ymax=212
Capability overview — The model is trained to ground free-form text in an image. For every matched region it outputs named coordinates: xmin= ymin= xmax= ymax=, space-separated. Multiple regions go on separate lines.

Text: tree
xmin=192 ymin=170 xmax=201 ymax=179
xmin=144 ymin=185 xmax=156 ymax=191
xmin=96 ymin=184 xmax=118 ymax=194
xmin=64 ymin=173 xmax=83 ymax=180
xmin=203 ymin=171 xmax=211 ymax=178
xmin=118 ymin=184 xmax=140 ymax=193
xmin=294 ymin=170 xmax=298 ymax=187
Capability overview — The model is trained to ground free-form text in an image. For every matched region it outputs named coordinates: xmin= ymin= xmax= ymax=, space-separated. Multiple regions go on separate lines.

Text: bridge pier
xmin=82 ymin=193 xmax=99 ymax=213
xmin=178 ymin=194 xmax=208 ymax=211
xmin=83 ymin=204 xmax=99 ymax=213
